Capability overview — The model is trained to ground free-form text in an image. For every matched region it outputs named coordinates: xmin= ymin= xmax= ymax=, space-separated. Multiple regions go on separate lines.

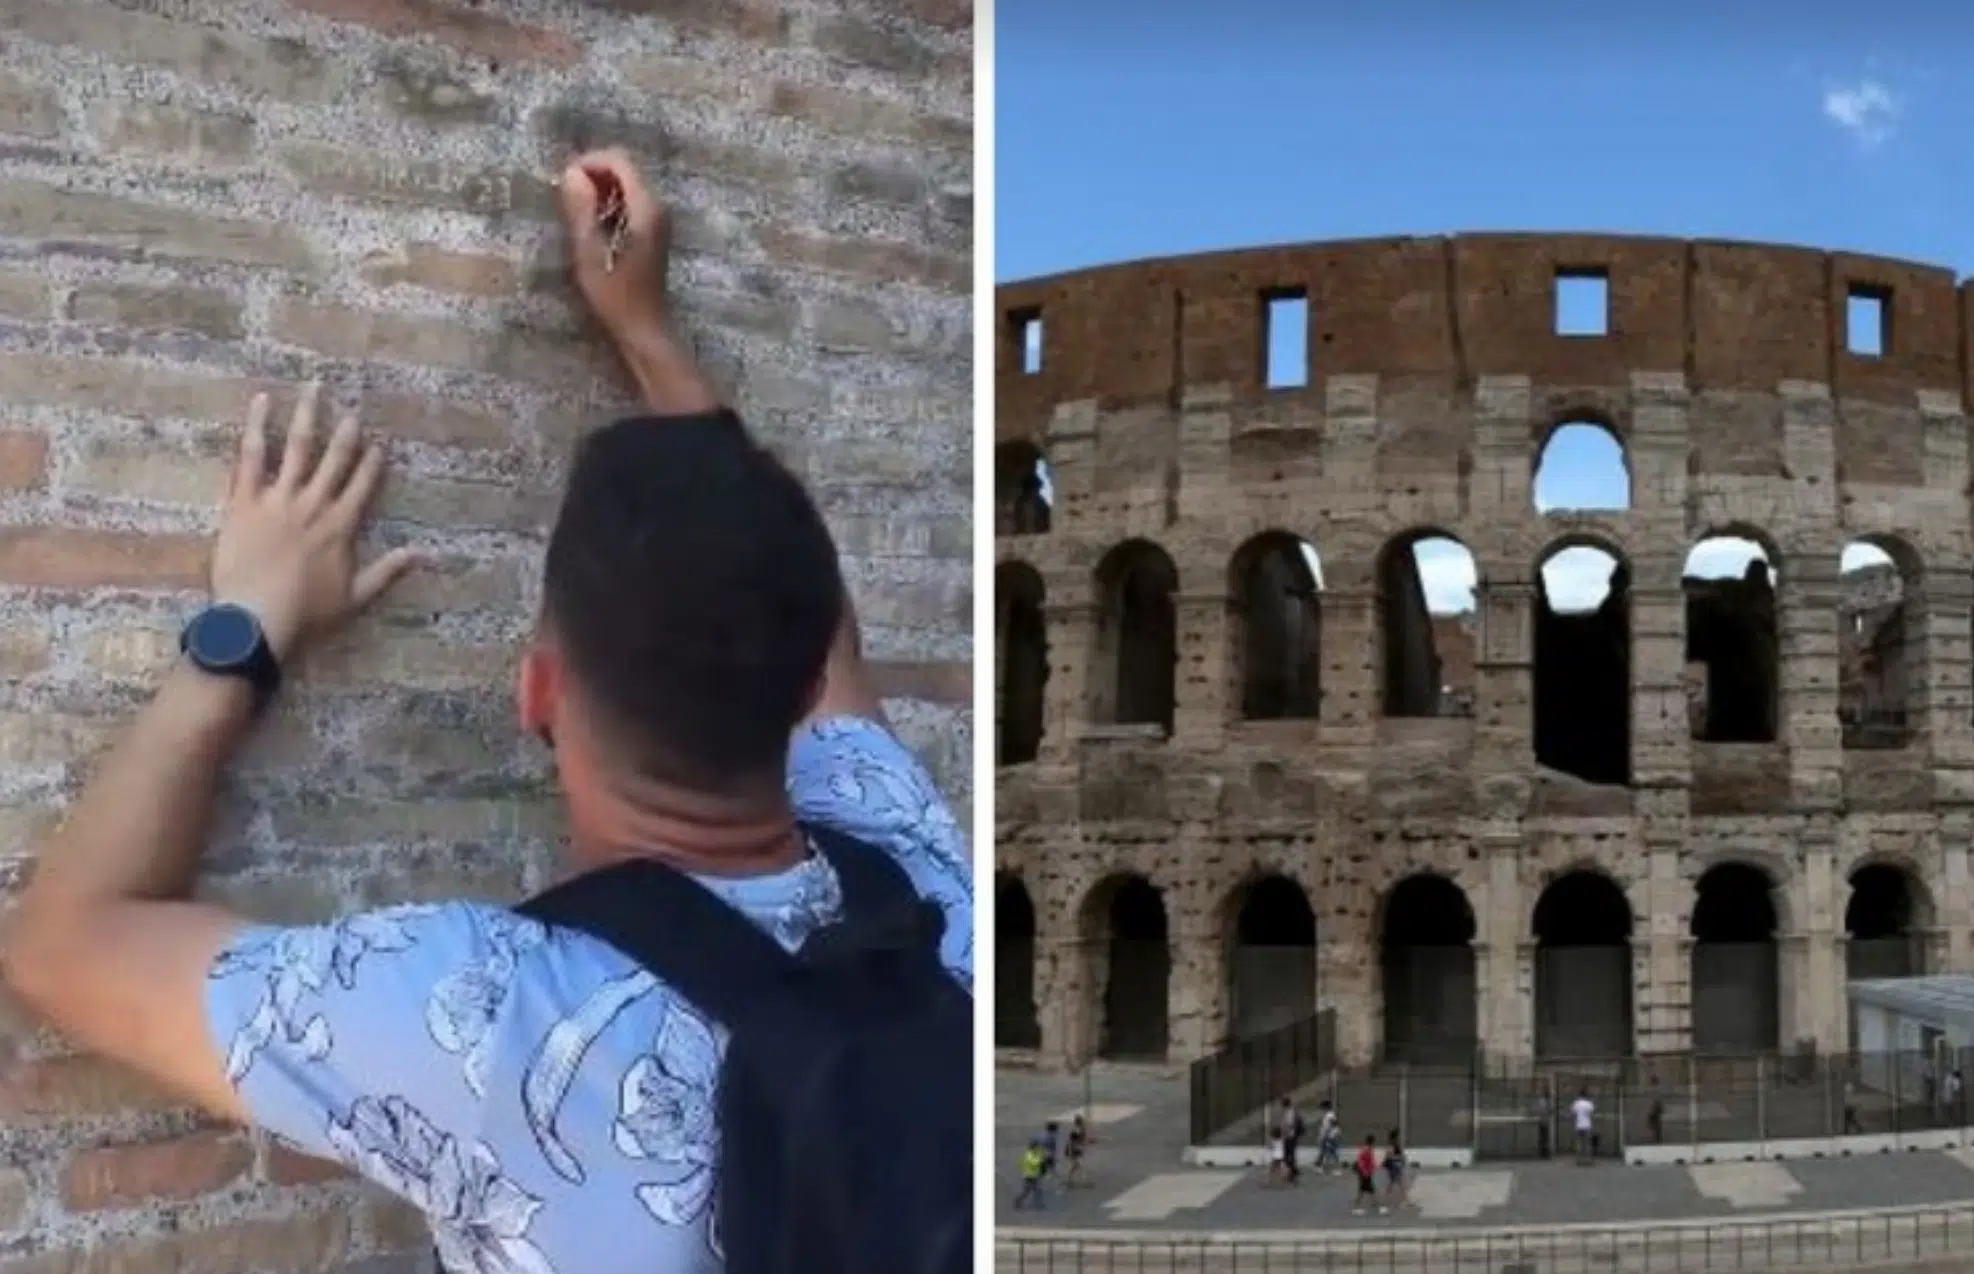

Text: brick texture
xmin=0 ymin=0 xmax=970 ymax=1267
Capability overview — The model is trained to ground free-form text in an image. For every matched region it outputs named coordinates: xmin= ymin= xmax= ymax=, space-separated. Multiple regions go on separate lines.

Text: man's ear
xmin=518 ymin=644 xmax=558 ymax=746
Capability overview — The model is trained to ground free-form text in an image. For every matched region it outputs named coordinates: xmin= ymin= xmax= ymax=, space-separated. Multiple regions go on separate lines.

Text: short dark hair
xmin=541 ymin=410 xmax=843 ymax=789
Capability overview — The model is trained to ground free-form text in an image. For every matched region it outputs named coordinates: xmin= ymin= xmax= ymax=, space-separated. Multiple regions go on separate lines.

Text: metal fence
xmin=1189 ymin=1010 xmax=1337 ymax=1144
xmin=998 ymin=1203 xmax=1974 ymax=1272
xmin=1192 ymin=1044 xmax=1974 ymax=1155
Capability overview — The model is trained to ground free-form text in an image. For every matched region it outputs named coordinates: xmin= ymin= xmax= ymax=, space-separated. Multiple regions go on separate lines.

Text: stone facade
xmin=0 ymin=1 xmax=970 ymax=1269
xmin=992 ymin=233 xmax=1974 ymax=1071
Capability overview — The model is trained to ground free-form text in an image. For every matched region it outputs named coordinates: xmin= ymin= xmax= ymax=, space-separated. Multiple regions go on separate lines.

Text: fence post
xmin=1688 ymin=1063 xmax=1701 ymax=1155
xmin=1756 ymin=1052 xmax=1767 ymax=1147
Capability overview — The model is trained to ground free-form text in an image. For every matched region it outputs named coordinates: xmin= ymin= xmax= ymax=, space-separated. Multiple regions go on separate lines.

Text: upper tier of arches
xmin=996 ymin=233 xmax=1969 ymax=444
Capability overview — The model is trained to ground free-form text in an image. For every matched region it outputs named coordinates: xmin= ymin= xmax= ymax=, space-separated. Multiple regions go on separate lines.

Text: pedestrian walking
xmin=1351 ymin=1135 xmax=1383 ymax=1216
xmin=1278 ymin=1096 xmax=1306 ymax=1184
xmin=1382 ymin=1130 xmax=1409 ymax=1210
xmin=1315 ymin=1099 xmax=1342 ymax=1175
xmin=1013 ymin=1141 xmax=1048 ymax=1210
xmin=1065 ymin=1114 xmax=1090 ymax=1187
xmin=1570 ymin=1088 xmax=1597 ymax=1164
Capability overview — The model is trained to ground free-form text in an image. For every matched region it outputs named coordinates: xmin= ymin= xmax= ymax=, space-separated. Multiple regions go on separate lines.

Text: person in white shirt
xmin=1570 ymin=1088 xmax=1596 ymax=1163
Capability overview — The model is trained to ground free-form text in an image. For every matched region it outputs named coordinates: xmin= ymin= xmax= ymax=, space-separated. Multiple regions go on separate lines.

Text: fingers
xmin=277 ymin=381 xmax=321 ymax=492
xmin=304 ymin=413 xmax=363 ymax=510
xmin=327 ymin=435 xmax=388 ymax=531
xmin=232 ymin=393 xmax=271 ymax=504
xmin=351 ymin=546 xmax=421 ymax=611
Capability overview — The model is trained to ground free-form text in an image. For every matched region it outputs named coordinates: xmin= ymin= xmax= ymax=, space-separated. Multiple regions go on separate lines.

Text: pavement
xmin=996 ymin=1067 xmax=1974 ymax=1232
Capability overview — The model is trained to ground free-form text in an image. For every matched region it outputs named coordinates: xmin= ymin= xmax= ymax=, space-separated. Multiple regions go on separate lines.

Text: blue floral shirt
xmin=203 ymin=717 xmax=973 ymax=1274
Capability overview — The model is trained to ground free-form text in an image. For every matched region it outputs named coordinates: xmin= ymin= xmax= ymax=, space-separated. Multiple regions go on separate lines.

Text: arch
xmin=1846 ymin=861 xmax=1932 ymax=982
xmin=1533 ymin=416 xmax=1630 ymax=514
xmin=1839 ymin=535 xmax=1922 ymax=750
xmin=1689 ymin=862 xmax=1780 ymax=1054
xmin=995 ymin=874 xmax=1040 ymax=1049
xmin=1533 ymin=539 xmax=1631 ymax=785
xmin=1080 ymin=874 xmax=1170 ymax=1060
xmin=1377 ymin=530 xmax=1480 ymax=719
xmin=994 ymin=440 xmax=1052 ymax=536
xmin=1681 ymin=528 xmax=1780 ymax=743
xmin=996 ymin=561 xmax=1048 ymax=766
xmin=1093 ymin=540 xmax=1179 ymax=732
xmin=1531 ymin=870 xmax=1634 ymax=1058
xmin=1223 ymin=874 xmax=1317 ymax=1041
xmin=1230 ymin=532 xmax=1324 ymax=720
xmin=1378 ymin=873 xmax=1478 ymax=1064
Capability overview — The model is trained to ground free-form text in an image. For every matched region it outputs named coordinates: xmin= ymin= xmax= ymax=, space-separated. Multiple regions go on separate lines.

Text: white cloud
xmin=1412 ymin=541 xmax=1476 ymax=615
xmin=1823 ymin=80 xmax=1902 ymax=147
xmin=1542 ymin=546 xmax=1618 ymax=614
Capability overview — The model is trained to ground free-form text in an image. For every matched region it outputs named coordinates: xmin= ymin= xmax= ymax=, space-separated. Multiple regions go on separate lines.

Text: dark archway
xmin=997 ymin=562 xmax=1048 ymax=766
xmin=1847 ymin=862 xmax=1927 ymax=982
xmin=1380 ymin=874 xmax=1478 ymax=1064
xmin=1095 ymin=541 xmax=1178 ymax=732
xmin=1681 ymin=533 xmax=1779 ymax=742
xmin=1690 ymin=863 xmax=1780 ymax=1054
xmin=1094 ymin=876 xmax=1170 ymax=1060
xmin=1532 ymin=871 xmax=1634 ymax=1058
xmin=1534 ymin=541 xmax=1631 ymax=785
xmin=996 ymin=875 xmax=1040 ymax=1049
xmin=995 ymin=440 xmax=1052 ymax=536
xmin=1378 ymin=532 xmax=1480 ymax=719
xmin=1226 ymin=876 xmax=1317 ymax=1040
xmin=1839 ymin=537 xmax=1920 ymax=750
xmin=1231 ymin=533 xmax=1323 ymax=720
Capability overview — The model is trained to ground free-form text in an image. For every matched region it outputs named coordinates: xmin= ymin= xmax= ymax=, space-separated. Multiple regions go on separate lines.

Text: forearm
xmin=613 ymin=318 xmax=720 ymax=416
xmin=19 ymin=665 xmax=251 ymax=915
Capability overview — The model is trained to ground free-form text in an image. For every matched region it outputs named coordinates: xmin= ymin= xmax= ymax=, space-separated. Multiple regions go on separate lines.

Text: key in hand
xmin=587 ymin=166 xmax=630 ymax=274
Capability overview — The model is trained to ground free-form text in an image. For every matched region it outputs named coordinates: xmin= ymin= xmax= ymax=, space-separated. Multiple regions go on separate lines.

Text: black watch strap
xmin=179 ymin=605 xmax=282 ymax=706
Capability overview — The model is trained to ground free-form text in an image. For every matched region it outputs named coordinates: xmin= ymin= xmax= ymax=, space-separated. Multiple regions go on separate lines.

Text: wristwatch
xmin=179 ymin=603 xmax=283 ymax=708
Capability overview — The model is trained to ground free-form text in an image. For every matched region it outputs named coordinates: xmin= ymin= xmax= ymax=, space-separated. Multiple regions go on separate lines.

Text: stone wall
xmin=993 ymin=233 xmax=1974 ymax=1070
xmin=0 ymin=1 xmax=970 ymax=1269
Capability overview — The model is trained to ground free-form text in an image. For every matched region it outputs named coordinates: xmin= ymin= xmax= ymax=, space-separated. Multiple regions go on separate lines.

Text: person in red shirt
xmin=1352 ymin=1134 xmax=1383 ymax=1215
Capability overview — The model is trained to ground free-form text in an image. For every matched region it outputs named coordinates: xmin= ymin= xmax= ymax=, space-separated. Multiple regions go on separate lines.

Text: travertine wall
xmin=993 ymin=233 xmax=1974 ymax=1069
xmin=0 ymin=1 xmax=970 ymax=1269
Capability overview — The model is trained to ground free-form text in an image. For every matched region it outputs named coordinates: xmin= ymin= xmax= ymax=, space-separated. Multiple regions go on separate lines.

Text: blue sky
xmin=995 ymin=1 xmax=1970 ymax=612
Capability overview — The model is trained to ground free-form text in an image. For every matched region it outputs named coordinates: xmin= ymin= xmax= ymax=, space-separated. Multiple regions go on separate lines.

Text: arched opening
xmin=1225 ymin=876 xmax=1317 ymax=1040
xmin=1681 ymin=532 xmax=1779 ymax=742
xmin=996 ymin=874 xmax=1040 ymax=1049
xmin=1379 ymin=532 xmax=1480 ymax=718
xmin=1093 ymin=541 xmax=1178 ymax=733
xmin=1689 ymin=862 xmax=1781 ymax=1054
xmin=1532 ymin=871 xmax=1634 ymax=1058
xmin=1533 ymin=419 xmax=1630 ymax=514
xmin=1231 ymin=533 xmax=1323 ymax=720
xmin=995 ymin=440 xmax=1052 ymax=536
xmin=996 ymin=561 xmax=1048 ymax=766
xmin=1534 ymin=541 xmax=1631 ymax=785
xmin=1846 ymin=862 xmax=1929 ymax=982
xmin=1840 ymin=538 xmax=1921 ymax=750
xmin=1085 ymin=875 xmax=1170 ymax=1060
xmin=1379 ymin=874 xmax=1478 ymax=1064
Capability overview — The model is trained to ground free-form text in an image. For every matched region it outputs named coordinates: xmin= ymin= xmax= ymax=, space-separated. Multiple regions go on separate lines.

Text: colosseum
xmin=992 ymin=233 xmax=1974 ymax=1072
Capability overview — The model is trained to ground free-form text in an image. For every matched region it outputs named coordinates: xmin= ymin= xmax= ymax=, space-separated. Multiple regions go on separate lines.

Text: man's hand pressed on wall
xmin=0 ymin=386 xmax=417 ymax=1123
xmin=213 ymin=381 xmax=420 ymax=659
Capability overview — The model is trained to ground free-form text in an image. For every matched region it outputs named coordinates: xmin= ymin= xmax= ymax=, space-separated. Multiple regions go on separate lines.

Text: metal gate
xmin=1474 ymin=1068 xmax=1626 ymax=1162
xmin=1382 ymin=946 xmax=1478 ymax=1065
xmin=1691 ymin=942 xmax=1779 ymax=1054
xmin=1534 ymin=945 xmax=1632 ymax=1058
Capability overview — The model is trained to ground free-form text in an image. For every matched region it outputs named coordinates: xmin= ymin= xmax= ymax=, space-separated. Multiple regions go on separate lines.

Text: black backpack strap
xmin=800 ymin=824 xmax=949 ymax=957
xmin=515 ymin=858 xmax=793 ymax=1026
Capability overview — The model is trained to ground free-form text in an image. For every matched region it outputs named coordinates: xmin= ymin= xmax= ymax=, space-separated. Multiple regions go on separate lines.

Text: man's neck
xmin=564 ymin=778 xmax=806 ymax=879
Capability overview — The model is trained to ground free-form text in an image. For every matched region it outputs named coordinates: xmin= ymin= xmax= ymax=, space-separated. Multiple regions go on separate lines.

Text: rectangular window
xmin=1262 ymin=289 xmax=1309 ymax=389
xmin=1847 ymin=286 xmax=1890 ymax=357
xmin=1554 ymin=268 xmax=1609 ymax=337
xmin=1009 ymin=309 xmax=1043 ymax=374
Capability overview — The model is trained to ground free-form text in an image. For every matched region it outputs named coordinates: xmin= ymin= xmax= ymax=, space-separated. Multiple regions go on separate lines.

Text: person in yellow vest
xmin=1013 ymin=1139 xmax=1049 ymax=1210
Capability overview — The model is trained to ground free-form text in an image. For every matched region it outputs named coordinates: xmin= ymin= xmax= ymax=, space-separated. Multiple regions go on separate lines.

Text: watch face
xmin=190 ymin=605 xmax=262 ymax=667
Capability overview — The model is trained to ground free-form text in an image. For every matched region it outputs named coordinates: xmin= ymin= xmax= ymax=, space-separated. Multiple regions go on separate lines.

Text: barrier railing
xmin=998 ymin=1202 xmax=1974 ymax=1272
xmin=1192 ymin=1045 xmax=1974 ymax=1156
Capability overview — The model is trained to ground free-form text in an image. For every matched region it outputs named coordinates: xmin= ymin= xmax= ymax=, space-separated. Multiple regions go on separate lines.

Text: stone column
xmin=1512 ymin=940 xmax=1539 ymax=1061
xmin=1780 ymin=550 xmax=1844 ymax=811
xmin=1638 ymin=832 xmax=1688 ymax=1054
xmin=1320 ymin=932 xmax=1377 ymax=1066
xmin=1778 ymin=931 xmax=1809 ymax=1052
xmin=1040 ymin=598 xmax=1094 ymax=763
xmin=1169 ymin=920 xmax=1224 ymax=1061
xmin=1319 ymin=588 xmax=1378 ymax=736
xmin=1799 ymin=820 xmax=1842 ymax=1052
xmin=1480 ymin=831 xmax=1528 ymax=1059
xmin=1472 ymin=581 xmax=1536 ymax=778
xmin=1174 ymin=591 xmax=1230 ymax=746
xmin=1942 ymin=814 xmax=1973 ymax=971
xmin=1036 ymin=934 xmax=1091 ymax=1068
